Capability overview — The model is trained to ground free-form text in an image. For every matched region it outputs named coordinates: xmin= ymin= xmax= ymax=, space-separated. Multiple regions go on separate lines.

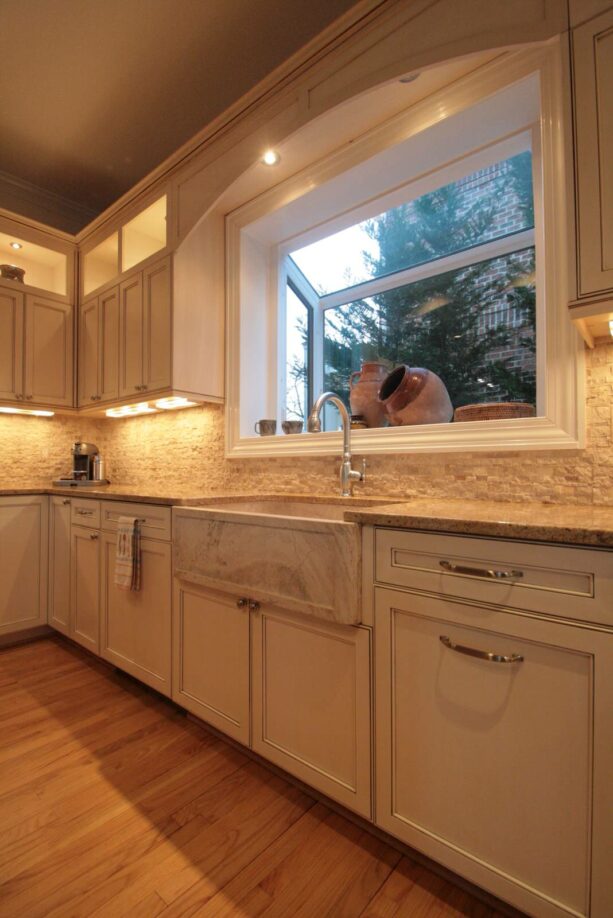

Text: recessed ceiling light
xmin=10 ymin=242 xmax=22 ymax=250
xmin=262 ymin=149 xmax=280 ymax=166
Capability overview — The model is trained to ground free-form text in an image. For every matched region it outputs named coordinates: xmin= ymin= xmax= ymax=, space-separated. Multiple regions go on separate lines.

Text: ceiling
xmin=0 ymin=0 xmax=361 ymax=233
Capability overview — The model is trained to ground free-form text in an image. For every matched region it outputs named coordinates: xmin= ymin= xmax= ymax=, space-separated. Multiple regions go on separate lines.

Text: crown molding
xmin=0 ymin=170 xmax=96 ymax=236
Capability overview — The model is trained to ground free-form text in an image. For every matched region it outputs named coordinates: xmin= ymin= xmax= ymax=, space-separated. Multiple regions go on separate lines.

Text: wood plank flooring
xmin=0 ymin=638 xmax=510 ymax=917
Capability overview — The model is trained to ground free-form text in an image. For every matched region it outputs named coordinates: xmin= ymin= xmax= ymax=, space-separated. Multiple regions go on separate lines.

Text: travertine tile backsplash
xmin=1 ymin=340 xmax=611 ymax=505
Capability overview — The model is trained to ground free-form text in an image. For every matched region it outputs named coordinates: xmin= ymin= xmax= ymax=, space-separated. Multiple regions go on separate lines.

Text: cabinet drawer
xmin=101 ymin=501 xmax=171 ymax=541
xmin=70 ymin=499 xmax=101 ymax=529
xmin=375 ymin=528 xmax=613 ymax=627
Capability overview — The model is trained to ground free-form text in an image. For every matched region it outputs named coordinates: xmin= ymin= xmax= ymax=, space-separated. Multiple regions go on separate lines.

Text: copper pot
xmin=379 ymin=365 xmax=453 ymax=426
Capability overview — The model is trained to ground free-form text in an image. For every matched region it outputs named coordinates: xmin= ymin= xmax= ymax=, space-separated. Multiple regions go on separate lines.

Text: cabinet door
xmin=573 ymin=8 xmax=613 ymax=295
xmin=143 ymin=257 xmax=171 ymax=393
xmin=119 ymin=273 xmax=143 ymax=397
xmin=48 ymin=497 xmax=72 ymax=635
xmin=70 ymin=526 xmax=100 ymax=653
xmin=172 ymin=580 xmax=250 ymax=743
xmin=99 ymin=285 xmax=120 ymax=402
xmin=252 ymin=605 xmax=371 ymax=818
xmin=23 ymin=295 xmax=73 ymax=407
xmin=78 ymin=296 xmax=99 ymax=406
xmin=0 ymin=496 xmax=48 ymax=636
xmin=100 ymin=532 xmax=171 ymax=696
xmin=0 ymin=287 xmax=24 ymax=401
xmin=374 ymin=587 xmax=600 ymax=918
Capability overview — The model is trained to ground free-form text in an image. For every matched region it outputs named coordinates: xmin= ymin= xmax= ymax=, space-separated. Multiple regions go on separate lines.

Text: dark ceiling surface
xmin=0 ymin=0 xmax=361 ymax=232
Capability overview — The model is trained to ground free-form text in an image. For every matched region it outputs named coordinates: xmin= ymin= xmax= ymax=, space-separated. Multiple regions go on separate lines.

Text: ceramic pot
xmin=349 ymin=361 xmax=389 ymax=428
xmin=0 ymin=264 xmax=25 ymax=283
xmin=379 ymin=365 xmax=453 ymax=426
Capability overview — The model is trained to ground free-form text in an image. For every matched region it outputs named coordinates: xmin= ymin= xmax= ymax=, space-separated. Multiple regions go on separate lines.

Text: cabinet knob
xmin=62 ymin=499 xmax=71 ymax=505
xmin=248 ymin=600 xmax=260 ymax=612
xmin=89 ymin=533 xmax=99 ymax=540
xmin=25 ymin=395 xmax=33 ymax=400
xmin=236 ymin=598 xmax=248 ymax=608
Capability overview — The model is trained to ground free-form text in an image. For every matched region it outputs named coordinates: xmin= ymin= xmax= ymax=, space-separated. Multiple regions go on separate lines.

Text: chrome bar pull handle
xmin=439 ymin=560 xmax=523 ymax=580
xmin=440 ymin=635 xmax=524 ymax=664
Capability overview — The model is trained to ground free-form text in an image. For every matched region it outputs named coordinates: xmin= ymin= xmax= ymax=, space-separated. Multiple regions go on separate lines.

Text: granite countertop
xmin=344 ymin=498 xmax=613 ymax=548
xmin=1 ymin=485 xmax=611 ymax=547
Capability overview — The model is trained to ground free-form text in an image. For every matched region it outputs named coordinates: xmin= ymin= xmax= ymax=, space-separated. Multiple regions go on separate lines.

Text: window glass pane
xmin=291 ymin=150 xmax=534 ymax=295
xmin=323 ymin=247 xmax=536 ymax=425
xmin=286 ymin=285 xmax=309 ymax=422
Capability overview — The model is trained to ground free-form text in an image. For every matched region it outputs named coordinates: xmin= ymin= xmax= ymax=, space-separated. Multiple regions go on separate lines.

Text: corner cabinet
xmin=0 ymin=285 xmax=73 ymax=407
xmin=78 ymin=286 xmax=120 ymax=406
xmin=0 ymin=496 xmax=48 ymax=637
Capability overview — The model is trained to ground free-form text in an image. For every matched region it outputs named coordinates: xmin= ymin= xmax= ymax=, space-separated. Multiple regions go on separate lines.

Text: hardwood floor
xmin=0 ymin=638 xmax=510 ymax=917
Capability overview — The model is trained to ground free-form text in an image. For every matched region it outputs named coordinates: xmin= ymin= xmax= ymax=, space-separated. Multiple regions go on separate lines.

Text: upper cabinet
xmin=0 ymin=223 xmax=72 ymax=300
xmin=81 ymin=195 xmax=168 ymax=298
xmin=570 ymin=5 xmax=613 ymax=344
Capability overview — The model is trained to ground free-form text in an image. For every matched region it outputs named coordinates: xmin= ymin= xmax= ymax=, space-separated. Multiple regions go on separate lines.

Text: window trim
xmin=225 ymin=41 xmax=584 ymax=458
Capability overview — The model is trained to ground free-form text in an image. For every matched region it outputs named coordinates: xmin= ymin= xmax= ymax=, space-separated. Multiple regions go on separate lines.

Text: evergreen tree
xmin=323 ymin=152 xmax=536 ymax=414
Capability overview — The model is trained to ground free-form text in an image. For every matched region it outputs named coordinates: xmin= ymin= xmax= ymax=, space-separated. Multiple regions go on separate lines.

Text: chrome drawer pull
xmin=76 ymin=509 xmax=94 ymax=516
xmin=440 ymin=635 xmax=524 ymax=664
xmin=439 ymin=560 xmax=523 ymax=580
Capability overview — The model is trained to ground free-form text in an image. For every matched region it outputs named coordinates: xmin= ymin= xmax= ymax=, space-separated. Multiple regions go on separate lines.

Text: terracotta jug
xmin=378 ymin=365 xmax=453 ymax=426
xmin=349 ymin=361 xmax=389 ymax=428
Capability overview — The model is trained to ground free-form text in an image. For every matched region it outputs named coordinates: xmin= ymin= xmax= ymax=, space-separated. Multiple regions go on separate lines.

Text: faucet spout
xmin=307 ymin=391 xmax=366 ymax=497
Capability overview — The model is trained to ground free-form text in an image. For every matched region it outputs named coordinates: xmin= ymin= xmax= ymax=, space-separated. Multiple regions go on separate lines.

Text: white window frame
xmin=225 ymin=42 xmax=583 ymax=458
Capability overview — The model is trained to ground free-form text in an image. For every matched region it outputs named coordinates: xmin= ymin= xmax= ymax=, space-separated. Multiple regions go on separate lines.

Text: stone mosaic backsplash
xmin=1 ymin=340 xmax=611 ymax=506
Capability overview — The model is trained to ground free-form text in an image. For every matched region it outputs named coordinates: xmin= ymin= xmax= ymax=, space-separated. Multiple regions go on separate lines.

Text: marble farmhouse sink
xmin=172 ymin=497 xmax=388 ymax=625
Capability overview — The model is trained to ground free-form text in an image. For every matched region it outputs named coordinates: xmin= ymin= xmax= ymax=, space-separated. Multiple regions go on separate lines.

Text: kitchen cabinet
xmin=48 ymin=496 xmax=72 ymax=635
xmin=0 ymin=496 xmax=48 ymax=637
xmin=100 ymin=530 xmax=172 ymax=696
xmin=78 ymin=286 xmax=120 ymax=406
xmin=573 ymin=6 xmax=613 ymax=298
xmin=23 ymin=294 xmax=73 ymax=407
xmin=119 ymin=256 xmax=171 ymax=399
xmin=0 ymin=285 xmax=73 ymax=408
xmin=251 ymin=603 xmax=371 ymax=818
xmin=172 ymin=579 xmax=250 ymax=744
xmin=70 ymin=524 xmax=100 ymax=653
xmin=373 ymin=530 xmax=613 ymax=918
xmin=0 ymin=287 xmax=24 ymax=401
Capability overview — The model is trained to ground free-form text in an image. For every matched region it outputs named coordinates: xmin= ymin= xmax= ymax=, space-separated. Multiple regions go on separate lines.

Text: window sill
xmin=226 ymin=416 xmax=584 ymax=458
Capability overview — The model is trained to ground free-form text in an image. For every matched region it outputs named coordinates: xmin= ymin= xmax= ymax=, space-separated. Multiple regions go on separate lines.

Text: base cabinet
xmin=48 ymin=496 xmax=72 ymax=635
xmin=374 ymin=586 xmax=613 ymax=918
xmin=0 ymin=496 xmax=48 ymax=636
xmin=172 ymin=580 xmax=250 ymax=744
xmin=251 ymin=605 xmax=372 ymax=818
xmin=100 ymin=532 xmax=171 ymax=696
xmin=70 ymin=525 xmax=100 ymax=653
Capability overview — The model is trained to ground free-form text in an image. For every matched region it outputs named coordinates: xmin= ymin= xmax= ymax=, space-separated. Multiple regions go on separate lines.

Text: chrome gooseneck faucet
xmin=307 ymin=392 xmax=366 ymax=497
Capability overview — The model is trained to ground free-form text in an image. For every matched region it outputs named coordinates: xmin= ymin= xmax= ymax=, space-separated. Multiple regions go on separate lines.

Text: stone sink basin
xmin=172 ymin=496 xmax=390 ymax=625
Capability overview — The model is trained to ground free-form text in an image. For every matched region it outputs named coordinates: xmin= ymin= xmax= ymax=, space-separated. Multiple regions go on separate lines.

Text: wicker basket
xmin=454 ymin=402 xmax=536 ymax=422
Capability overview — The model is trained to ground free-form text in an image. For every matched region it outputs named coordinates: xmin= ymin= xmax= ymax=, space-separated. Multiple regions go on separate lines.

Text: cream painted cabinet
xmin=573 ymin=7 xmax=613 ymax=297
xmin=143 ymin=257 xmax=171 ymax=392
xmin=119 ymin=255 xmax=171 ymax=399
xmin=0 ymin=287 xmax=24 ymax=401
xmin=48 ymin=496 xmax=72 ymax=635
xmin=70 ymin=525 xmax=100 ymax=653
xmin=374 ymin=586 xmax=613 ymax=918
xmin=0 ymin=286 xmax=73 ymax=408
xmin=251 ymin=604 xmax=372 ymax=818
xmin=78 ymin=286 xmax=119 ymax=406
xmin=0 ymin=496 xmax=48 ymax=637
xmin=23 ymin=294 xmax=73 ymax=407
xmin=78 ymin=296 xmax=99 ymax=406
xmin=100 ymin=531 xmax=172 ymax=696
xmin=172 ymin=579 xmax=250 ymax=744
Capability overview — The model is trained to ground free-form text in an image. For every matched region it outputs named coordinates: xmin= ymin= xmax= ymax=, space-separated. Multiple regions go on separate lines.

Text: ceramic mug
xmin=254 ymin=419 xmax=277 ymax=436
xmin=282 ymin=420 xmax=303 ymax=434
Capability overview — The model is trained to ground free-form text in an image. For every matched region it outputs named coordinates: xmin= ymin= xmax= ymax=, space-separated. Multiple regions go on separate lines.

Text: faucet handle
xmin=359 ymin=458 xmax=366 ymax=482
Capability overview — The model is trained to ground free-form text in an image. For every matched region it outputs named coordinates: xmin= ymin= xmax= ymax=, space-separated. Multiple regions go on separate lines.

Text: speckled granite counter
xmin=0 ymin=484 xmax=218 ymax=505
xmin=344 ymin=498 xmax=613 ymax=548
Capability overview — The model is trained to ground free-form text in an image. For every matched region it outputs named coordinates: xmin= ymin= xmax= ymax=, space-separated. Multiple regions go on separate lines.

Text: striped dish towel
xmin=114 ymin=517 xmax=141 ymax=592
